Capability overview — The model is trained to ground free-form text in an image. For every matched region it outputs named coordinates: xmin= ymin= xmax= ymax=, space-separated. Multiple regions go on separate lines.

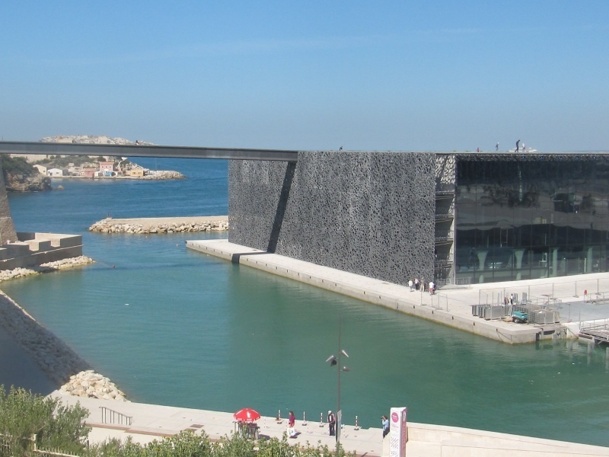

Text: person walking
xmin=327 ymin=410 xmax=336 ymax=436
xmin=288 ymin=410 xmax=297 ymax=438
xmin=408 ymin=279 xmax=414 ymax=292
xmin=382 ymin=415 xmax=390 ymax=438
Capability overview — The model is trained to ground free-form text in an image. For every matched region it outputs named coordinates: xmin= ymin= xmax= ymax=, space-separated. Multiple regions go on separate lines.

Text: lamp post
xmin=326 ymin=319 xmax=350 ymax=454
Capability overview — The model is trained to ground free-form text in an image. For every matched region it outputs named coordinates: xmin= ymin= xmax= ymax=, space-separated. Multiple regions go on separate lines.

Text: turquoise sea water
xmin=3 ymin=157 xmax=609 ymax=446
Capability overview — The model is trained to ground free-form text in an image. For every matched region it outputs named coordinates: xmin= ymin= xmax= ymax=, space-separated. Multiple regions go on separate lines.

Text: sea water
xmin=3 ymin=157 xmax=609 ymax=446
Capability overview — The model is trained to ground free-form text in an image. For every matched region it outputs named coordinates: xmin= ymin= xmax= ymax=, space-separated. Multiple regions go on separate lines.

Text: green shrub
xmin=0 ymin=385 xmax=90 ymax=456
xmin=0 ymin=386 xmax=354 ymax=457
xmin=87 ymin=431 xmax=354 ymax=457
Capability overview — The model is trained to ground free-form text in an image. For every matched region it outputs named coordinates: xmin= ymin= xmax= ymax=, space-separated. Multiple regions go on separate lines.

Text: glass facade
xmin=455 ymin=157 xmax=609 ymax=284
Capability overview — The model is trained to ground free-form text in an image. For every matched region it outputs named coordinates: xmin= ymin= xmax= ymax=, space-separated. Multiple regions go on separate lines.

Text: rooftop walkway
xmin=185 ymin=239 xmax=609 ymax=344
xmin=50 ymin=391 xmax=609 ymax=457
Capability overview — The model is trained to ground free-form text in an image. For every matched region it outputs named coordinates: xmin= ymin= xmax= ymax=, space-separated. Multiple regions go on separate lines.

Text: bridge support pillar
xmin=0 ymin=161 xmax=18 ymax=243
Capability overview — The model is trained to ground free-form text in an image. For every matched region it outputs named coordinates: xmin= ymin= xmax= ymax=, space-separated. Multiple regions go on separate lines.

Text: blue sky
xmin=1 ymin=1 xmax=608 ymax=152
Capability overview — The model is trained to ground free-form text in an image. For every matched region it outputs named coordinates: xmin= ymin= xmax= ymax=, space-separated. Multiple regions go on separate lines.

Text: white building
xmin=46 ymin=168 xmax=64 ymax=178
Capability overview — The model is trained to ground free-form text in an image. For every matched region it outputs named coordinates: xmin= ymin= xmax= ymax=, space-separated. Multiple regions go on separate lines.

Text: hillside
xmin=5 ymin=136 xmax=181 ymax=187
xmin=1 ymin=155 xmax=51 ymax=192
xmin=40 ymin=134 xmax=152 ymax=146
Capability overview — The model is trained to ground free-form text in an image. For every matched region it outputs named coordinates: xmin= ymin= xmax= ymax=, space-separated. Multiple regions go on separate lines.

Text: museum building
xmin=452 ymin=153 xmax=609 ymax=284
xmin=229 ymin=150 xmax=609 ymax=287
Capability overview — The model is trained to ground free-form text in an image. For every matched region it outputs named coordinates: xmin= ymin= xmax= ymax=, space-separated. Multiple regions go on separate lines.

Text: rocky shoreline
xmin=89 ymin=216 xmax=229 ymax=234
xmin=0 ymin=256 xmax=127 ymax=401
xmin=0 ymin=256 xmax=95 ymax=283
xmin=49 ymin=170 xmax=184 ymax=181
xmin=59 ymin=370 xmax=127 ymax=401
xmin=0 ymin=288 xmax=92 ymax=387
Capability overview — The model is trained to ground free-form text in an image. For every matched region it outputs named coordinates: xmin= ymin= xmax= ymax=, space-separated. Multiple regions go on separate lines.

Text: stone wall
xmin=0 ymin=290 xmax=91 ymax=386
xmin=229 ymin=151 xmax=437 ymax=286
xmin=0 ymin=233 xmax=83 ymax=270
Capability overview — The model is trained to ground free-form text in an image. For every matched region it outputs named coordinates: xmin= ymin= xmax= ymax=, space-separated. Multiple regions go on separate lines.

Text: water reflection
xmin=456 ymin=159 xmax=609 ymax=283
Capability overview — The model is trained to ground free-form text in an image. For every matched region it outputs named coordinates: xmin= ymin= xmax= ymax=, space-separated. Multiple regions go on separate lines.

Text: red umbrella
xmin=234 ymin=407 xmax=261 ymax=422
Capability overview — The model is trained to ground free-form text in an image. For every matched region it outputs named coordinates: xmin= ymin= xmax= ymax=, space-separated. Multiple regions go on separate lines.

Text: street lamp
xmin=326 ymin=320 xmax=350 ymax=453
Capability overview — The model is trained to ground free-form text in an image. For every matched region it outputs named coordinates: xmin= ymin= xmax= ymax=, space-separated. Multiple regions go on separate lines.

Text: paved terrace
xmin=186 ymin=239 xmax=609 ymax=344
xmin=50 ymin=391 xmax=609 ymax=457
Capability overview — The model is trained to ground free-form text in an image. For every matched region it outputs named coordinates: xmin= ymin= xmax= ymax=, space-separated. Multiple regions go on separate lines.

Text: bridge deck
xmin=0 ymin=141 xmax=299 ymax=161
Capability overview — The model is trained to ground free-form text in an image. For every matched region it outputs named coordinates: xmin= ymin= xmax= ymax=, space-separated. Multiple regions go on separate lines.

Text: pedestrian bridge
xmin=0 ymin=140 xmax=299 ymax=246
xmin=0 ymin=141 xmax=299 ymax=162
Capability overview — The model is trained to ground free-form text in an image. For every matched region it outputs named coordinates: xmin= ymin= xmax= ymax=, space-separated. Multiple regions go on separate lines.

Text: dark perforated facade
xmin=229 ymin=150 xmax=609 ymax=286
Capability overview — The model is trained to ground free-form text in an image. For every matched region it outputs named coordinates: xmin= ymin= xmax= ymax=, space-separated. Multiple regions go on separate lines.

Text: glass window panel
xmin=454 ymin=157 xmax=609 ymax=284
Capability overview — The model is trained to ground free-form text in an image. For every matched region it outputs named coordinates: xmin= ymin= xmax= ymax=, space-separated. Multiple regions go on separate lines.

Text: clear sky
xmin=1 ymin=1 xmax=608 ymax=152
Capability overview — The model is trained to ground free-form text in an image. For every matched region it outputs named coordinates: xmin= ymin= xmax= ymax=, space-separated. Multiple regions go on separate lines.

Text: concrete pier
xmin=187 ymin=239 xmax=609 ymax=344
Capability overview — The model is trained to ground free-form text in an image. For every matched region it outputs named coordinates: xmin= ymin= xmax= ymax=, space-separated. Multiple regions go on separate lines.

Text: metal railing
xmin=100 ymin=406 xmax=133 ymax=426
xmin=580 ymin=319 xmax=609 ymax=332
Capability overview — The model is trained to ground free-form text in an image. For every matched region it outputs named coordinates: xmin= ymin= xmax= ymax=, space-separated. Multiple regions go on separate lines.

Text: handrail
xmin=100 ymin=406 xmax=133 ymax=426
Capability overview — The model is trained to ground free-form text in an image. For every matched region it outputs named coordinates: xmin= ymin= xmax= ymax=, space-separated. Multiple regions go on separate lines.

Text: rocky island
xmin=5 ymin=135 xmax=184 ymax=190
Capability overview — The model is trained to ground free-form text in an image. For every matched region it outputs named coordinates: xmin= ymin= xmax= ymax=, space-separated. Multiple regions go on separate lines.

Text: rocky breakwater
xmin=0 ymin=256 xmax=95 ymax=282
xmin=59 ymin=370 xmax=127 ymax=401
xmin=0 ymin=290 xmax=91 ymax=386
xmin=89 ymin=216 xmax=229 ymax=234
xmin=140 ymin=170 xmax=184 ymax=180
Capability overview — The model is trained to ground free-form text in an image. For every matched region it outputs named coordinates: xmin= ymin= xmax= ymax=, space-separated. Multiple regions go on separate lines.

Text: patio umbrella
xmin=234 ymin=407 xmax=261 ymax=422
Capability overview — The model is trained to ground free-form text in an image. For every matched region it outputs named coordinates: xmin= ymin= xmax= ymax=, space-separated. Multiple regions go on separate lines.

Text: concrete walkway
xmin=50 ymin=391 xmax=609 ymax=456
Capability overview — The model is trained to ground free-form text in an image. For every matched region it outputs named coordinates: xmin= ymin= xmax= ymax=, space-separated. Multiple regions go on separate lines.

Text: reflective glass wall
xmin=455 ymin=157 xmax=609 ymax=284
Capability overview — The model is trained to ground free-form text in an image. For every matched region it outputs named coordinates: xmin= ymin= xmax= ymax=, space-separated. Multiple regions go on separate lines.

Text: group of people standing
xmin=288 ymin=410 xmax=337 ymax=438
xmin=286 ymin=410 xmax=392 ymax=442
xmin=408 ymin=278 xmax=436 ymax=295
xmin=326 ymin=411 xmax=390 ymax=440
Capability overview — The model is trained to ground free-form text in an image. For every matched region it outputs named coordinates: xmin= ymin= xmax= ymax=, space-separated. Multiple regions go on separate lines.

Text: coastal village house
xmin=97 ymin=161 xmax=116 ymax=177
xmin=126 ymin=167 xmax=145 ymax=177
xmin=80 ymin=165 xmax=98 ymax=178
xmin=46 ymin=168 xmax=63 ymax=178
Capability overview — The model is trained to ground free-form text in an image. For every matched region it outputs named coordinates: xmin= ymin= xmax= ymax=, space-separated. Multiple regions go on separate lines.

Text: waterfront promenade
xmin=51 ymin=391 xmax=609 ymax=456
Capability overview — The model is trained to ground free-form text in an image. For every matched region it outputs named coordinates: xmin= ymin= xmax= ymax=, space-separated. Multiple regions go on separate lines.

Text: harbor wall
xmin=0 ymin=233 xmax=83 ymax=270
xmin=228 ymin=151 xmax=436 ymax=286
xmin=186 ymin=239 xmax=546 ymax=344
